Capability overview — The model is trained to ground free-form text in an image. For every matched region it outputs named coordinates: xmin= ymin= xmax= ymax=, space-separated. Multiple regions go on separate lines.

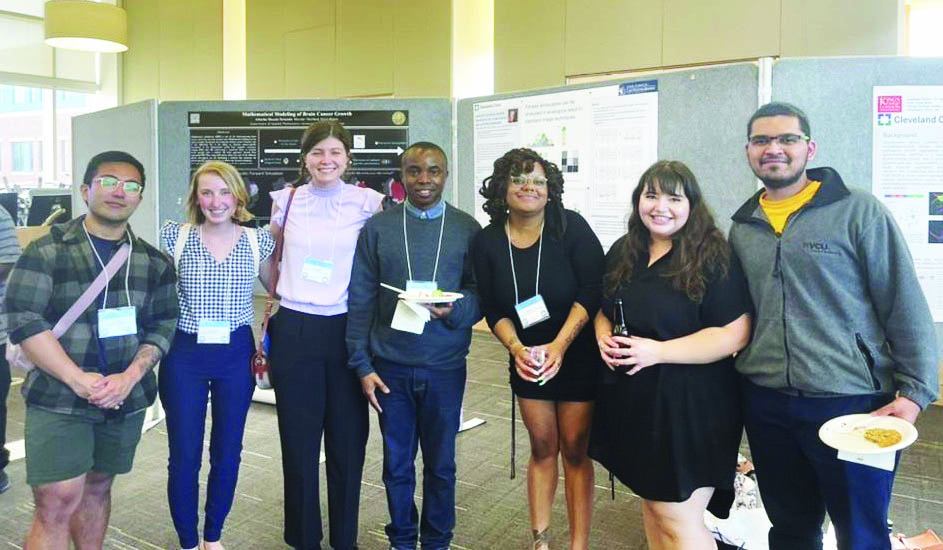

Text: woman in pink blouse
xmin=267 ymin=121 xmax=383 ymax=550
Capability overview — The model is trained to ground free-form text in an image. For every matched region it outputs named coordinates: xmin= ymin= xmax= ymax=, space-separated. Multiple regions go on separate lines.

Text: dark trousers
xmin=0 ymin=344 xmax=9 ymax=471
xmin=159 ymin=326 xmax=255 ymax=549
xmin=375 ymin=359 xmax=466 ymax=550
xmin=269 ymin=308 xmax=368 ymax=550
xmin=741 ymin=379 xmax=897 ymax=550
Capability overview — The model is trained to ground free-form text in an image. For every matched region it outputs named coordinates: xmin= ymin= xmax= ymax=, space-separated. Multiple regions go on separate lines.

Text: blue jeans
xmin=159 ymin=326 xmax=255 ymax=549
xmin=741 ymin=379 xmax=897 ymax=550
xmin=375 ymin=360 xmax=466 ymax=550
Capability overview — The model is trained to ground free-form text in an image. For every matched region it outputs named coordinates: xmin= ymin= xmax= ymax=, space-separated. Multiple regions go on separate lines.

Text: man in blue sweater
xmin=347 ymin=142 xmax=482 ymax=550
xmin=730 ymin=102 xmax=939 ymax=550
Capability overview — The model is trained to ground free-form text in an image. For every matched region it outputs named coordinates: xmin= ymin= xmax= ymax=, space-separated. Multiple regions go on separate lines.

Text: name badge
xmin=197 ymin=319 xmax=231 ymax=344
xmin=406 ymin=280 xmax=437 ymax=292
xmin=98 ymin=306 xmax=138 ymax=339
xmin=301 ymin=258 xmax=333 ymax=284
xmin=515 ymin=295 xmax=550 ymax=329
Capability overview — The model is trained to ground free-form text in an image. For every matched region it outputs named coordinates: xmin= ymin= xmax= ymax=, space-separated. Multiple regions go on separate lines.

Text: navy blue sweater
xmin=346 ymin=202 xmax=482 ymax=377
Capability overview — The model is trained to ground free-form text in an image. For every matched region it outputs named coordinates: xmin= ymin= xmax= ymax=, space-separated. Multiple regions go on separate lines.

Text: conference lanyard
xmin=403 ymin=204 xmax=446 ymax=285
xmin=84 ymin=222 xmax=136 ymax=339
xmin=506 ymin=220 xmax=550 ymax=328
xmin=196 ymin=224 xmax=234 ymax=344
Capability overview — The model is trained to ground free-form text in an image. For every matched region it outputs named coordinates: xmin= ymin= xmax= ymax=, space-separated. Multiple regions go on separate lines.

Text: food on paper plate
xmin=863 ymin=428 xmax=903 ymax=448
xmin=414 ymin=289 xmax=446 ymax=298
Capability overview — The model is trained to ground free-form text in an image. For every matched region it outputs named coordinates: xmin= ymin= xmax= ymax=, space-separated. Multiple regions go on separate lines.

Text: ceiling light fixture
xmin=44 ymin=1 xmax=129 ymax=53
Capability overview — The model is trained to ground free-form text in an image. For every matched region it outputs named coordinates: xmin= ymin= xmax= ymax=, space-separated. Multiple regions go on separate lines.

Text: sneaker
xmin=0 ymin=470 xmax=10 ymax=494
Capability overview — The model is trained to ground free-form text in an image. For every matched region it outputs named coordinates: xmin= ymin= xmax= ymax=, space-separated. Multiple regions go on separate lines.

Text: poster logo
xmin=877 ymin=96 xmax=902 ymax=113
xmin=392 ymin=111 xmax=407 ymax=125
xmin=877 ymin=113 xmax=892 ymax=126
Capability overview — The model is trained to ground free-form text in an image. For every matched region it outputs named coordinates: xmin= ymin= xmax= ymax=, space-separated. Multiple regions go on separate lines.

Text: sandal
xmin=532 ymin=526 xmax=551 ymax=550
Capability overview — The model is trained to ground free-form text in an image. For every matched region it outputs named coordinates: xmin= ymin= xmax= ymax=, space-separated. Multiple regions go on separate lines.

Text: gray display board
xmin=773 ymin=56 xmax=943 ymax=192
xmin=774 ymin=56 xmax=943 ymax=365
xmin=158 ymin=99 xmax=452 ymax=225
xmin=72 ymin=100 xmax=160 ymax=243
xmin=456 ymin=63 xmax=760 ymax=232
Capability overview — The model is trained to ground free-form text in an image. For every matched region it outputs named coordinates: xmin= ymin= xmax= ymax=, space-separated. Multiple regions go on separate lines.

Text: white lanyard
xmin=403 ymin=204 xmax=446 ymax=282
xmin=83 ymin=222 xmax=133 ymax=308
xmin=197 ymin=224 xmax=234 ymax=323
xmin=304 ymin=184 xmax=344 ymax=262
xmin=506 ymin=219 xmax=543 ymax=305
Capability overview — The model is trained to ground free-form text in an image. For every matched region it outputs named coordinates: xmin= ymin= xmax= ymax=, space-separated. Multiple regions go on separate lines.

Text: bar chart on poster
xmin=187 ymin=110 xmax=409 ymax=224
xmin=471 ymin=81 xmax=657 ymax=250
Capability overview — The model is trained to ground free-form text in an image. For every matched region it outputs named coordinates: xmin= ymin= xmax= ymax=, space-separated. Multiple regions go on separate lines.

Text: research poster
xmin=472 ymin=80 xmax=658 ymax=250
xmin=873 ymin=86 xmax=943 ymax=320
xmin=188 ymin=110 xmax=410 ymax=224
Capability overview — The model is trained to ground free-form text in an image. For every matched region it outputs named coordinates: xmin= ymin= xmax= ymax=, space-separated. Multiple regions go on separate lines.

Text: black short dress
xmin=472 ymin=210 xmax=605 ymax=402
xmin=589 ymin=236 xmax=752 ymax=516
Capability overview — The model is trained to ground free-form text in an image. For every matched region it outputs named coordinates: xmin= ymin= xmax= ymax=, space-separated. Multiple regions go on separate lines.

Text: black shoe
xmin=0 ymin=470 xmax=10 ymax=494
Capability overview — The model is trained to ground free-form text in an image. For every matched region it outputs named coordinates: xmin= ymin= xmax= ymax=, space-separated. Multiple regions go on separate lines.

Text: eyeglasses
xmin=509 ymin=175 xmax=548 ymax=187
xmin=94 ymin=176 xmax=143 ymax=195
xmin=748 ymin=134 xmax=810 ymax=147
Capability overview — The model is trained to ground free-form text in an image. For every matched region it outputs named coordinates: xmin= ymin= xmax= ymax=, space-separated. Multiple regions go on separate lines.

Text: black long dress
xmin=472 ymin=209 xmax=605 ymax=401
xmin=589 ymin=236 xmax=752 ymax=516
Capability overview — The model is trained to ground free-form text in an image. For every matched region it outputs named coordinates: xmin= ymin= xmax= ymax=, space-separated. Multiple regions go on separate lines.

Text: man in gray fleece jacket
xmin=346 ymin=142 xmax=481 ymax=550
xmin=730 ymin=102 xmax=939 ymax=550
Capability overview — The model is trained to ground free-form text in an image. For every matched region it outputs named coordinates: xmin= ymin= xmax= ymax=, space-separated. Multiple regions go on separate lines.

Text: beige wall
xmin=246 ymin=0 xmax=451 ymax=99
xmin=498 ymin=0 xmax=902 ymax=93
xmin=123 ymin=0 xmax=224 ymax=103
xmin=494 ymin=0 xmax=566 ymax=92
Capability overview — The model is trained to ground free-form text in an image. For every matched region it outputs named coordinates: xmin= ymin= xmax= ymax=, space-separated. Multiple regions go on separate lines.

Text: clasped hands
xmin=597 ymin=334 xmax=662 ymax=375
xmin=70 ymin=370 xmax=134 ymax=410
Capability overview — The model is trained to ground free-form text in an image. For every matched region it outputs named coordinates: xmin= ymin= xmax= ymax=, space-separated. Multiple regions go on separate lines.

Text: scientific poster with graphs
xmin=472 ymin=81 xmax=658 ymax=250
xmin=188 ymin=110 xmax=409 ymax=224
xmin=873 ymin=86 xmax=943 ymax=320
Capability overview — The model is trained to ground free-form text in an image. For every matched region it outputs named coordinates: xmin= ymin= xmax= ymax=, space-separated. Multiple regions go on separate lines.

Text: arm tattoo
xmin=132 ymin=344 xmax=163 ymax=373
xmin=559 ymin=305 xmax=588 ymax=347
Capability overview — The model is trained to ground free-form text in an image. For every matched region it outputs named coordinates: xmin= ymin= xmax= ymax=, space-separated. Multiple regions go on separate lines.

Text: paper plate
xmin=818 ymin=414 xmax=917 ymax=454
xmin=398 ymin=291 xmax=463 ymax=304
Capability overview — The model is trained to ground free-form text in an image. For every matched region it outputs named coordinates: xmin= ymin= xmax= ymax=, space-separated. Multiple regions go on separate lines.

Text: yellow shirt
xmin=759 ymin=181 xmax=821 ymax=235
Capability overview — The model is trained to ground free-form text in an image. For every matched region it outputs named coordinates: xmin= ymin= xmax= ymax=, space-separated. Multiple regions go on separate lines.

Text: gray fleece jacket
xmin=729 ymin=167 xmax=939 ymax=408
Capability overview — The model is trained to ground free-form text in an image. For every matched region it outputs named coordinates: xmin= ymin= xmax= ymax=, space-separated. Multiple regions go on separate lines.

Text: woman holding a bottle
xmin=472 ymin=148 xmax=604 ymax=550
xmin=591 ymin=160 xmax=752 ymax=550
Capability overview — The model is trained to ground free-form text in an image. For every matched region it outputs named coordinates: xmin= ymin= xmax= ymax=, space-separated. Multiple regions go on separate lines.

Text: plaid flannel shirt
xmin=6 ymin=216 xmax=178 ymax=420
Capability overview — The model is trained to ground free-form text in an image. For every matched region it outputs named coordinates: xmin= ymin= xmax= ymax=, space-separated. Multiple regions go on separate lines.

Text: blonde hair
xmin=186 ymin=160 xmax=254 ymax=225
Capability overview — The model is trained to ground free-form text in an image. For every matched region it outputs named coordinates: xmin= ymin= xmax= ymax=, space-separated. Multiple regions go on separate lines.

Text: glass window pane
xmin=12 ymin=142 xmax=34 ymax=172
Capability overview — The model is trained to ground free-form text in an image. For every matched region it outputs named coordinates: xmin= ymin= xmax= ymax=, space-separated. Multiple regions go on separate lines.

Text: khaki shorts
xmin=25 ymin=406 xmax=145 ymax=486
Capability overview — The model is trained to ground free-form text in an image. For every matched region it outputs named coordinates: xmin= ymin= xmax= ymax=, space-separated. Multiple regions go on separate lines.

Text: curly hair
xmin=479 ymin=148 xmax=567 ymax=239
xmin=604 ymin=160 xmax=730 ymax=303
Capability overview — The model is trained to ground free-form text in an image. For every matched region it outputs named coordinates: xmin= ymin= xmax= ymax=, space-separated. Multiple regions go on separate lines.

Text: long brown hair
xmin=604 ymin=160 xmax=730 ymax=303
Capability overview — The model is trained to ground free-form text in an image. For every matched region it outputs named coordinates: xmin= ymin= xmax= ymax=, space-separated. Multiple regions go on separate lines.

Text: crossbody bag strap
xmin=244 ymin=226 xmax=260 ymax=277
xmin=172 ymin=222 xmax=191 ymax=271
xmin=257 ymin=186 xmax=298 ymax=352
xmin=51 ymin=242 xmax=132 ymax=338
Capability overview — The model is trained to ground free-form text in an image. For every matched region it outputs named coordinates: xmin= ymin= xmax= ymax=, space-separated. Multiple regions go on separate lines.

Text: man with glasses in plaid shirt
xmin=6 ymin=151 xmax=178 ymax=550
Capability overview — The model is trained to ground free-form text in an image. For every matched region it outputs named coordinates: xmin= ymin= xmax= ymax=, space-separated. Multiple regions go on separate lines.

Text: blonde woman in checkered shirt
xmin=159 ymin=160 xmax=275 ymax=550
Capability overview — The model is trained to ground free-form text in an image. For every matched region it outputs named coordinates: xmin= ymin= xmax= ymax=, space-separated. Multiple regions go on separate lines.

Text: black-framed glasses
xmin=509 ymin=175 xmax=548 ymax=187
xmin=93 ymin=176 xmax=143 ymax=195
xmin=748 ymin=134 xmax=810 ymax=147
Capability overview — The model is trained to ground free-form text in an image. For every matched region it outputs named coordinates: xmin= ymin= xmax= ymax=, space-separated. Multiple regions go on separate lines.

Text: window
xmin=12 ymin=141 xmax=33 ymax=172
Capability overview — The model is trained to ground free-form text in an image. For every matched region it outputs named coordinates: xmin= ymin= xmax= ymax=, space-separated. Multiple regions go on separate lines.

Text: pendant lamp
xmin=44 ymin=1 xmax=129 ymax=53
